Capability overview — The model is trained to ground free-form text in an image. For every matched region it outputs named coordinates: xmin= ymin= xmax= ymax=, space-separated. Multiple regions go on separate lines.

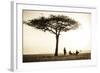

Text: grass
xmin=23 ymin=53 xmax=91 ymax=63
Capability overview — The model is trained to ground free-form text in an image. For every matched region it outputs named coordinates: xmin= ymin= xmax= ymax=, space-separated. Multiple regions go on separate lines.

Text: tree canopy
xmin=25 ymin=15 xmax=79 ymax=35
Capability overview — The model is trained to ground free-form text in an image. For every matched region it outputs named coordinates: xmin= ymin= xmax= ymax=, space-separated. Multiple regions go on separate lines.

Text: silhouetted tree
xmin=25 ymin=15 xmax=79 ymax=56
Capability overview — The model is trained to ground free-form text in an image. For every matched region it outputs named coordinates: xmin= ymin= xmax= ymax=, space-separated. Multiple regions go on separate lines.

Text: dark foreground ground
xmin=23 ymin=53 xmax=91 ymax=63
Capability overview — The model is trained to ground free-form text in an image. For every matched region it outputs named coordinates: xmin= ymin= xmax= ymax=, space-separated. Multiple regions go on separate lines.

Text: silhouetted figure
xmin=76 ymin=50 xmax=79 ymax=55
xmin=64 ymin=47 xmax=66 ymax=55
xmin=69 ymin=50 xmax=72 ymax=55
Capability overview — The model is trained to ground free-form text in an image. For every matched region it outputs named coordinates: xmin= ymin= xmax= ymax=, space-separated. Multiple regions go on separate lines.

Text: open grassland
xmin=23 ymin=53 xmax=91 ymax=63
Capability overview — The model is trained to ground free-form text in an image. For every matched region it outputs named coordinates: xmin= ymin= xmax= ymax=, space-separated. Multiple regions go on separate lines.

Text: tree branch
xmin=46 ymin=28 xmax=56 ymax=34
xmin=58 ymin=27 xmax=61 ymax=36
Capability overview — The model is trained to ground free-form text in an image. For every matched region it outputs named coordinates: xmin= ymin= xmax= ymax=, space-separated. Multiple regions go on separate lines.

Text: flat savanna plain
xmin=23 ymin=53 xmax=91 ymax=63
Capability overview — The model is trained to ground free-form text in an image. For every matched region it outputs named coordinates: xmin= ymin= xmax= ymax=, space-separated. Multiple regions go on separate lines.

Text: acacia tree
xmin=25 ymin=15 xmax=79 ymax=56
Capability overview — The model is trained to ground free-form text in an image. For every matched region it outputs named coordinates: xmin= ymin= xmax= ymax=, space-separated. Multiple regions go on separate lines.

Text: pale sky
xmin=22 ymin=10 xmax=91 ymax=55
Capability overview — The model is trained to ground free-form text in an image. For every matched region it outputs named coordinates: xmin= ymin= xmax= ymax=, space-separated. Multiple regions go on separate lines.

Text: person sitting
xmin=76 ymin=50 xmax=79 ymax=55
xmin=69 ymin=50 xmax=72 ymax=55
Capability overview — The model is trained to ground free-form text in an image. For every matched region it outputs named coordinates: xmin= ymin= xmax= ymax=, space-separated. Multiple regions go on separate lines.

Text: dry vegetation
xmin=23 ymin=53 xmax=91 ymax=63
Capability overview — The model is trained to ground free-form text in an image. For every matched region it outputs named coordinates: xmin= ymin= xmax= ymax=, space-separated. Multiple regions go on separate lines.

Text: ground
xmin=23 ymin=53 xmax=91 ymax=63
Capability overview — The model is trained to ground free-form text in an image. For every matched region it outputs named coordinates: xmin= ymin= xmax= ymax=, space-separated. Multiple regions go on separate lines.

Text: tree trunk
xmin=54 ymin=35 xmax=59 ymax=56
